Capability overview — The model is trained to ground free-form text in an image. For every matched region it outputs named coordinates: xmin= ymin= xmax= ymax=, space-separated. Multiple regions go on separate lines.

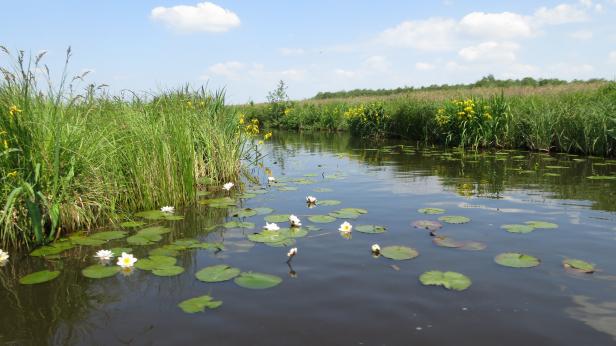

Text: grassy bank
xmin=0 ymin=49 xmax=258 ymax=249
xmin=240 ymin=81 xmax=616 ymax=156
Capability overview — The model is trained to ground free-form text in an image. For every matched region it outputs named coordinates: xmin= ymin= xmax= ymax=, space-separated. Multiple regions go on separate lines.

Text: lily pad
xmin=138 ymin=226 xmax=172 ymax=236
xmin=172 ymin=239 xmax=199 ymax=247
xmin=30 ymin=241 xmax=75 ymax=257
xmin=70 ymin=236 xmax=106 ymax=246
xmin=19 ymin=270 xmax=61 ymax=285
xmin=82 ymin=264 xmax=121 ymax=279
xmin=459 ymin=241 xmax=486 ymax=251
xmin=149 ymin=247 xmax=178 ymax=257
xmin=264 ymin=214 xmax=291 ymax=223
xmin=495 ymin=252 xmax=540 ymax=268
xmin=501 ymin=224 xmax=535 ymax=234
xmin=253 ymin=207 xmax=274 ymax=215
xmin=178 ymin=295 xmax=222 ymax=314
xmin=279 ymin=227 xmax=308 ymax=238
xmin=111 ymin=247 xmax=133 ymax=255
xmin=340 ymin=208 xmax=367 ymax=214
xmin=355 ymin=225 xmax=386 ymax=234
xmin=133 ymin=210 xmax=181 ymax=220
xmin=419 ymin=271 xmax=471 ymax=291
xmin=247 ymin=230 xmax=290 ymax=243
xmin=192 ymin=242 xmax=224 ymax=251
xmin=135 ymin=256 xmax=177 ymax=271
xmin=119 ymin=221 xmax=145 ymax=228
xmin=230 ymin=208 xmax=258 ymax=218
xmin=278 ymin=186 xmax=298 ymax=191
xmin=234 ymin=272 xmax=283 ymax=289
xmin=524 ymin=221 xmax=558 ymax=229
xmin=239 ymin=193 xmax=257 ymax=199
xmin=90 ymin=231 xmax=128 ymax=241
xmin=328 ymin=210 xmax=360 ymax=219
xmin=418 ymin=208 xmax=445 ymax=215
xmin=307 ymin=215 xmax=337 ymax=223
xmin=264 ymin=238 xmax=296 ymax=247
xmin=200 ymin=197 xmax=237 ymax=208
xmin=433 ymin=236 xmax=462 ymax=248
xmin=223 ymin=221 xmax=256 ymax=229
xmin=412 ymin=220 xmax=443 ymax=231
xmin=195 ymin=264 xmax=240 ymax=282
xmin=563 ymin=258 xmax=595 ymax=273
xmin=318 ymin=200 xmax=342 ymax=206
xmin=152 ymin=265 xmax=185 ymax=277
xmin=438 ymin=215 xmax=471 ymax=224
xmin=380 ymin=246 xmax=419 ymax=260
xmin=313 ymin=188 xmax=333 ymax=192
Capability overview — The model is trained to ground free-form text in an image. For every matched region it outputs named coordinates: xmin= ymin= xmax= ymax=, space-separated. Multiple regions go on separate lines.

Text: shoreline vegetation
xmin=240 ymin=78 xmax=615 ymax=157
xmin=0 ymin=48 xmax=264 ymax=249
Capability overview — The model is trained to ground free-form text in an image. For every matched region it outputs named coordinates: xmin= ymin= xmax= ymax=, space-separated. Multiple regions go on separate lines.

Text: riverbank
xmin=239 ymin=81 xmax=615 ymax=157
xmin=0 ymin=50 xmax=258 ymax=249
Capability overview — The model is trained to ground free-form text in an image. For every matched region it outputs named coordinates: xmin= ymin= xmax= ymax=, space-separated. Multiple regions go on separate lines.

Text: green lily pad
xmin=178 ymin=295 xmax=222 ymax=314
xmin=433 ymin=236 xmax=462 ymax=248
xmin=460 ymin=241 xmax=486 ymax=251
xmin=264 ymin=214 xmax=290 ymax=223
xmin=110 ymin=247 xmax=133 ymax=255
xmin=195 ymin=264 xmax=240 ymax=282
xmin=126 ymin=232 xmax=162 ymax=246
xmin=149 ymin=247 xmax=178 ymax=257
xmin=172 ymin=239 xmax=200 ymax=247
xmin=340 ymin=208 xmax=367 ymax=214
xmin=305 ymin=225 xmax=321 ymax=232
xmin=264 ymin=238 xmax=296 ymax=247
xmin=586 ymin=175 xmax=616 ymax=180
xmin=134 ymin=210 xmax=170 ymax=220
xmin=247 ymin=230 xmax=290 ymax=243
xmin=419 ymin=271 xmax=472 ymax=291
xmin=308 ymin=215 xmax=337 ymax=223
xmin=246 ymin=189 xmax=268 ymax=194
xmin=191 ymin=242 xmax=224 ymax=251
xmin=90 ymin=231 xmax=128 ymax=241
xmin=545 ymin=165 xmax=569 ymax=169
xmin=163 ymin=215 xmax=184 ymax=221
xmin=524 ymin=221 xmax=558 ymax=229
xmin=418 ymin=208 xmax=445 ymax=215
xmin=380 ymin=246 xmax=419 ymax=260
xmin=234 ymin=272 xmax=282 ymax=289
xmin=70 ymin=236 xmax=106 ymax=246
xmin=253 ymin=207 xmax=274 ymax=215
xmin=328 ymin=210 xmax=360 ymax=219
xmin=223 ymin=221 xmax=256 ymax=229
xmin=239 ymin=193 xmax=257 ymax=199
xmin=152 ymin=265 xmax=185 ymax=277
xmin=501 ymin=224 xmax=535 ymax=234
xmin=438 ymin=215 xmax=471 ymax=224
xmin=279 ymin=227 xmax=308 ymax=238
xmin=119 ymin=221 xmax=145 ymax=228
xmin=563 ymin=258 xmax=595 ymax=273
xmin=200 ymin=197 xmax=237 ymax=208
xmin=82 ymin=264 xmax=121 ymax=279
xmin=495 ymin=252 xmax=540 ymax=268
xmin=138 ymin=226 xmax=172 ymax=236
xmin=30 ymin=241 xmax=75 ymax=257
xmin=318 ymin=200 xmax=341 ymax=206
xmin=355 ymin=225 xmax=386 ymax=234
xmin=135 ymin=256 xmax=177 ymax=271
xmin=231 ymin=208 xmax=258 ymax=218
xmin=313 ymin=188 xmax=333 ymax=192
xmin=412 ymin=220 xmax=443 ymax=231
xmin=19 ymin=270 xmax=61 ymax=285
xmin=278 ymin=186 xmax=298 ymax=191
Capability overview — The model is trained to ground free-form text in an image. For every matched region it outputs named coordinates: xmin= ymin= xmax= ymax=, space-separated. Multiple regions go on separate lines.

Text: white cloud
xmin=534 ymin=4 xmax=588 ymax=25
xmin=279 ymin=48 xmax=305 ymax=56
xmin=570 ymin=29 xmax=593 ymax=40
xmin=363 ymin=56 xmax=391 ymax=73
xmin=379 ymin=18 xmax=457 ymax=51
xmin=207 ymin=61 xmax=245 ymax=79
xmin=334 ymin=69 xmax=358 ymax=78
xmin=609 ymin=51 xmax=616 ymax=63
xmin=458 ymin=41 xmax=519 ymax=63
xmin=280 ymin=69 xmax=306 ymax=81
xmin=459 ymin=12 xmax=535 ymax=39
xmin=415 ymin=62 xmax=435 ymax=71
xmin=548 ymin=62 xmax=594 ymax=79
xmin=150 ymin=2 xmax=240 ymax=33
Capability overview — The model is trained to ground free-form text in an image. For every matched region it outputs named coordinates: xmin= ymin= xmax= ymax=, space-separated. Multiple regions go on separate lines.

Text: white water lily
xmin=268 ymin=176 xmax=276 ymax=183
xmin=289 ymin=214 xmax=302 ymax=227
xmin=371 ymin=244 xmax=381 ymax=253
xmin=306 ymin=196 xmax=317 ymax=204
xmin=339 ymin=221 xmax=352 ymax=233
xmin=117 ymin=252 xmax=138 ymax=268
xmin=222 ymin=182 xmax=234 ymax=191
xmin=0 ymin=249 xmax=9 ymax=264
xmin=263 ymin=222 xmax=280 ymax=231
xmin=95 ymin=249 xmax=114 ymax=261
xmin=287 ymin=247 xmax=298 ymax=257
xmin=160 ymin=206 xmax=174 ymax=213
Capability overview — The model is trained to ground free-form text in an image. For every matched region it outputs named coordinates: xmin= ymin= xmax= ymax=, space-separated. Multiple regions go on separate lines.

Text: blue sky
xmin=2 ymin=0 xmax=615 ymax=103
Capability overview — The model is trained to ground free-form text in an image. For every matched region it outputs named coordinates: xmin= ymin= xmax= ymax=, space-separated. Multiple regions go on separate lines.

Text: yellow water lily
xmin=338 ymin=221 xmax=352 ymax=233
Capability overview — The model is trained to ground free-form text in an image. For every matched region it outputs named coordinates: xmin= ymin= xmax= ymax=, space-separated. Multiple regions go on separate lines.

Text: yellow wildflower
xmin=264 ymin=132 xmax=272 ymax=140
xmin=186 ymin=101 xmax=193 ymax=108
xmin=258 ymin=140 xmax=264 ymax=145
xmin=6 ymin=171 xmax=17 ymax=178
xmin=9 ymin=105 xmax=22 ymax=116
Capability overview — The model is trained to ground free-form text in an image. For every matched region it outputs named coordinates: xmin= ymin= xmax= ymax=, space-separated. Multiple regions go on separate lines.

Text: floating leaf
xmin=70 ymin=236 xmax=106 ymax=246
xmin=340 ymin=208 xmax=367 ymax=214
xmin=419 ymin=271 xmax=471 ymax=291
xmin=191 ymin=242 xmax=224 ymax=251
xmin=152 ymin=265 xmax=185 ymax=277
xmin=200 ymin=197 xmax=236 ymax=208
xmin=253 ymin=207 xmax=274 ymax=215
xmin=433 ymin=236 xmax=462 ymax=248
xmin=149 ymin=247 xmax=178 ymax=257
xmin=264 ymin=214 xmax=290 ymax=223
xmin=355 ymin=225 xmax=386 ymax=234
xmin=279 ymin=227 xmax=308 ymax=238
xmin=278 ymin=186 xmax=298 ymax=191
xmin=305 ymin=225 xmax=321 ymax=232
xmin=195 ymin=264 xmax=240 ymax=282
xmin=247 ymin=230 xmax=290 ymax=243
xmin=501 ymin=224 xmax=535 ymax=234
xmin=412 ymin=220 xmax=443 ymax=231
xmin=239 ymin=193 xmax=257 ymax=199
xmin=111 ymin=247 xmax=133 ymax=255
xmin=438 ymin=215 xmax=471 ymax=224
xmin=172 ymin=239 xmax=199 ymax=247
xmin=134 ymin=210 xmax=168 ymax=220
xmin=543 ymin=173 xmax=560 ymax=177
xmin=380 ymin=246 xmax=419 ymax=260
xmin=308 ymin=215 xmax=337 ymax=223
xmin=586 ymin=175 xmax=616 ymax=180
xmin=318 ymin=200 xmax=341 ymax=206
xmin=19 ymin=270 xmax=61 ymax=285
xmin=30 ymin=241 xmax=74 ymax=257
xmin=545 ymin=165 xmax=569 ymax=169
xmin=223 ymin=221 xmax=256 ymax=229
xmin=135 ymin=256 xmax=177 ymax=271
xmin=138 ymin=226 xmax=171 ymax=236
xmin=563 ymin=258 xmax=595 ymax=273
xmin=178 ymin=295 xmax=222 ymax=314
xmin=495 ymin=252 xmax=540 ymax=268
xmin=234 ymin=272 xmax=282 ymax=289
xmin=82 ymin=264 xmax=120 ymax=279
xmin=119 ymin=221 xmax=145 ymax=228
xmin=163 ymin=215 xmax=184 ymax=221
xmin=264 ymin=238 xmax=296 ymax=247
xmin=328 ymin=210 xmax=360 ymax=219
xmin=231 ymin=208 xmax=258 ymax=218
xmin=90 ymin=231 xmax=127 ymax=241
xmin=313 ymin=188 xmax=333 ymax=192
xmin=246 ymin=189 xmax=268 ymax=195
xmin=418 ymin=208 xmax=445 ymax=215
xmin=524 ymin=221 xmax=558 ymax=229
xmin=460 ymin=241 xmax=486 ymax=251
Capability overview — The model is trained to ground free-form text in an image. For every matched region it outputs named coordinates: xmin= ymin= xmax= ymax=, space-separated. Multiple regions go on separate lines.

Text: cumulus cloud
xmin=533 ymin=4 xmax=588 ymax=25
xmin=363 ymin=56 xmax=391 ymax=72
xmin=151 ymin=2 xmax=240 ymax=33
xmin=458 ymin=41 xmax=519 ymax=63
xmin=379 ymin=18 xmax=457 ymax=51
xmin=459 ymin=12 xmax=535 ymax=39
xmin=280 ymin=69 xmax=307 ymax=81
xmin=279 ymin=48 xmax=305 ymax=56
xmin=415 ymin=62 xmax=435 ymax=71
xmin=206 ymin=61 xmax=245 ymax=79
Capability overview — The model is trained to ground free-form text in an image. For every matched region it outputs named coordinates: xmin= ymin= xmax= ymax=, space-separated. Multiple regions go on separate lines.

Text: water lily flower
xmin=95 ymin=249 xmax=114 ymax=261
xmin=371 ymin=244 xmax=381 ymax=254
xmin=287 ymin=247 xmax=298 ymax=257
xmin=160 ymin=206 xmax=174 ymax=213
xmin=338 ymin=221 xmax=352 ymax=233
xmin=223 ymin=182 xmax=234 ymax=191
xmin=117 ymin=252 xmax=137 ymax=268
xmin=289 ymin=214 xmax=302 ymax=227
xmin=268 ymin=176 xmax=276 ymax=183
xmin=263 ymin=222 xmax=280 ymax=231
xmin=306 ymin=196 xmax=317 ymax=204
xmin=0 ymin=249 xmax=8 ymax=265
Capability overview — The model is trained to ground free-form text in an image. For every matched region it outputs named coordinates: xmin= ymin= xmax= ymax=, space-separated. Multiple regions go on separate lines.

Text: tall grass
xmin=0 ymin=48 xmax=250 ymax=249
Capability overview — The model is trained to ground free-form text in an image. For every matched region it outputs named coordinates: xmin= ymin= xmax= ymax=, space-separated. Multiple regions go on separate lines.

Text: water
xmin=1 ymin=131 xmax=616 ymax=345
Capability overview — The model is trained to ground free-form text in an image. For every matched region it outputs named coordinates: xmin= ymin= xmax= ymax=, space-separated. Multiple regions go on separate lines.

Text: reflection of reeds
xmin=0 ymin=47 xmax=248 ymax=249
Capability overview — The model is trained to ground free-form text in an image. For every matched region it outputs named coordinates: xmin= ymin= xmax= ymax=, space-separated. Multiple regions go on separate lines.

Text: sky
xmin=2 ymin=0 xmax=616 ymax=103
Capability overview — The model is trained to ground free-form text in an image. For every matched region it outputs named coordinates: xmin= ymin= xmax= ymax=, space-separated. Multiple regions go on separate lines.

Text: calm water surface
xmin=1 ymin=131 xmax=616 ymax=345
